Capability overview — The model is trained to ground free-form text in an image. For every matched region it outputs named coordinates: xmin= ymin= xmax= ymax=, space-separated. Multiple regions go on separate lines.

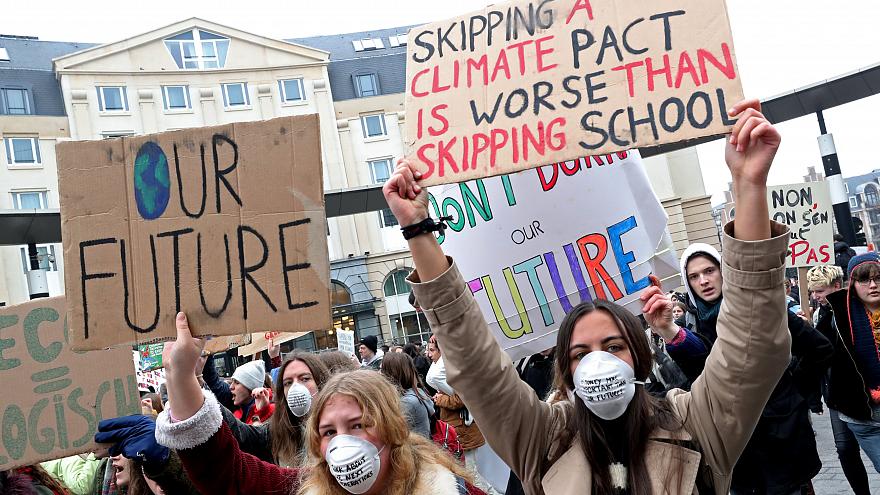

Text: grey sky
xmin=9 ymin=0 xmax=880 ymax=203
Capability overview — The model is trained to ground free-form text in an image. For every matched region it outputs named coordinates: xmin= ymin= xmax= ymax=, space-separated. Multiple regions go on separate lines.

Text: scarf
xmin=846 ymin=290 xmax=880 ymax=403
xmin=693 ymin=296 xmax=721 ymax=344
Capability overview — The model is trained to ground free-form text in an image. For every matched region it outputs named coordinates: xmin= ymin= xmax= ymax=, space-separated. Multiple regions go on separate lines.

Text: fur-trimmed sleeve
xmin=155 ymin=389 xmax=222 ymax=450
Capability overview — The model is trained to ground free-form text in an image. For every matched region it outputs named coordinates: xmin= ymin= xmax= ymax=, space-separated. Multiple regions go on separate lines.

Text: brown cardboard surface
xmin=237 ymin=330 xmax=312 ymax=356
xmin=58 ymin=115 xmax=331 ymax=350
xmin=203 ymin=334 xmax=251 ymax=354
xmin=0 ymin=297 xmax=139 ymax=470
xmin=405 ymin=0 xmax=744 ymax=185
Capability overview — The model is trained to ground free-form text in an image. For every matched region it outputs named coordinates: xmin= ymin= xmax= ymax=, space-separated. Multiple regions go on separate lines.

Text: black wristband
xmin=401 ymin=217 xmax=451 ymax=240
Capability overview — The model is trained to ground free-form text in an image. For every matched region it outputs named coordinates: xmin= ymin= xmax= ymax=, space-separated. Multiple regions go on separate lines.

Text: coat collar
xmin=541 ymin=430 xmax=702 ymax=495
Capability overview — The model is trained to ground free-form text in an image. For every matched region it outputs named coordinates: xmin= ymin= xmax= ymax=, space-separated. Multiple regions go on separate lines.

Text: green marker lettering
xmin=24 ymin=307 xmax=62 ymax=363
xmin=2 ymin=405 xmax=27 ymax=461
xmin=28 ymin=398 xmax=55 ymax=454
xmin=0 ymin=315 xmax=21 ymax=371
xmin=67 ymin=387 xmax=96 ymax=448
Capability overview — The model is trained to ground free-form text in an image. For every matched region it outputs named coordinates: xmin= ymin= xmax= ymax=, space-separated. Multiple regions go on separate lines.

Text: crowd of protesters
xmin=5 ymin=100 xmax=880 ymax=495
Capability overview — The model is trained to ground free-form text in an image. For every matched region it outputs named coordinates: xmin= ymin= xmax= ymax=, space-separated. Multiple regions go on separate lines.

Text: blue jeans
xmin=846 ymin=419 xmax=880 ymax=472
xmin=829 ymin=409 xmax=871 ymax=495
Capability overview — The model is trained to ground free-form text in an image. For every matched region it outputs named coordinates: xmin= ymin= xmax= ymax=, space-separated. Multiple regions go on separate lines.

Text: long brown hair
xmin=299 ymin=370 xmax=471 ymax=495
xmin=555 ymin=300 xmax=686 ymax=494
xmin=319 ymin=351 xmax=359 ymax=374
xmin=271 ymin=352 xmax=330 ymax=466
xmin=381 ymin=352 xmax=428 ymax=400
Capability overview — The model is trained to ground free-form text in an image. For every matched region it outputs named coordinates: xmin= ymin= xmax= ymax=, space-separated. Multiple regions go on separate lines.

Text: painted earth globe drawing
xmin=133 ymin=141 xmax=170 ymax=220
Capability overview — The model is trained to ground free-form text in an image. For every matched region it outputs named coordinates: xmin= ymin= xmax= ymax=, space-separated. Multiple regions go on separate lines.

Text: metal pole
xmin=26 ymin=243 xmax=49 ymax=299
xmin=817 ymin=110 xmax=858 ymax=245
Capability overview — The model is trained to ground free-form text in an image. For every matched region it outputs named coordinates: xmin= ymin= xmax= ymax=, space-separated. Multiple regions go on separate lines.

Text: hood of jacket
xmin=679 ymin=243 xmax=722 ymax=307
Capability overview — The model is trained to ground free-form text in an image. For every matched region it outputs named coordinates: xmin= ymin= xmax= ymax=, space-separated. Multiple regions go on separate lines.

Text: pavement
xmin=810 ymin=412 xmax=880 ymax=494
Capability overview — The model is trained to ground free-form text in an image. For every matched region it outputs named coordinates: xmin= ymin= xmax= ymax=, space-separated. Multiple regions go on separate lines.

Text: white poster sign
xmin=337 ymin=329 xmax=356 ymax=357
xmin=430 ymin=150 xmax=678 ymax=361
xmin=767 ymin=181 xmax=834 ymax=268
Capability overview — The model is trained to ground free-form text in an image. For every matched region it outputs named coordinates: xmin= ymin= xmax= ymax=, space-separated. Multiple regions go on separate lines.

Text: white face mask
xmin=286 ymin=382 xmax=313 ymax=418
xmin=573 ymin=351 xmax=644 ymax=420
xmin=325 ymin=434 xmax=384 ymax=494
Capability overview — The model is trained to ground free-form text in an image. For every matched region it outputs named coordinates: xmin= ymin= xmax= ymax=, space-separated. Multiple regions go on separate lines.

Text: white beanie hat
xmin=232 ymin=360 xmax=266 ymax=391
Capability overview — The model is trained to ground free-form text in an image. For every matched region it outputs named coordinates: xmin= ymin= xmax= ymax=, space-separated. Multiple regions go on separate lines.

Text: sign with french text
xmin=767 ymin=181 xmax=834 ymax=267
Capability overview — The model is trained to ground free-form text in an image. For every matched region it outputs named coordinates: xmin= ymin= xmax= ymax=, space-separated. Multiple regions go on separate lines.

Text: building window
xmin=388 ymin=35 xmax=408 ymax=47
xmin=870 ymin=210 xmax=880 ymax=224
xmin=279 ymin=78 xmax=305 ymax=103
xmin=368 ymin=158 xmax=393 ymax=184
xmin=361 ymin=114 xmax=386 ymax=138
xmin=1 ymin=88 xmax=30 ymax=115
xmin=384 ymin=269 xmax=411 ymax=297
xmin=354 ymin=73 xmax=379 ymax=97
xmin=866 ymin=186 xmax=879 ymax=207
xmin=222 ymin=82 xmax=250 ymax=108
xmin=11 ymin=190 xmax=48 ymax=209
xmin=161 ymin=85 xmax=191 ymax=110
xmin=4 ymin=137 xmax=41 ymax=165
xmin=19 ymin=245 xmax=57 ymax=273
xmin=390 ymin=312 xmax=431 ymax=344
xmin=352 ymin=38 xmax=384 ymax=52
xmin=845 ymin=183 xmax=850 ymax=193
xmin=378 ymin=208 xmax=399 ymax=228
xmin=850 ymin=197 xmax=859 ymax=209
xmin=97 ymin=86 xmax=129 ymax=112
xmin=164 ymin=29 xmax=230 ymax=70
xmin=0 ymin=47 xmax=9 ymax=62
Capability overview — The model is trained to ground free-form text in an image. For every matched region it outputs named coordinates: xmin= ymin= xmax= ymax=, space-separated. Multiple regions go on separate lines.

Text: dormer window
xmin=352 ymin=38 xmax=384 ymax=52
xmin=165 ymin=29 xmax=229 ymax=70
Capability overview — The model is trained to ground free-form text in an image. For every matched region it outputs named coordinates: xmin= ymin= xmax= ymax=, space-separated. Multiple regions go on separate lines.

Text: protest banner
xmin=429 ymin=151 xmax=678 ymax=360
xmin=767 ymin=181 xmax=834 ymax=268
xmin=405 ymin=0 xmax=743 ymax=186
xmin=137 ymin=343 xmax=164 ymax=371
xmin=237 ymin=331 xmax=311 ymax=356
xmin=0 ymin=297 xmax=139 ymax=470
xmin=337 ymin=329 xmax=356 ymax=356
xmin=57 ymin=115 xmax=332 ymax=350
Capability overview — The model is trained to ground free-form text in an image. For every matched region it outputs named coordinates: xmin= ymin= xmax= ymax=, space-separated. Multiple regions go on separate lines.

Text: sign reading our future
xmin=57 ymin=116 xmax=332 ymax=350
xmin=405 ymin=0 xmax=743 ymax=186
xmin=0 ymin=297 xmax=139 ymax=470
xmin=767 ymin=181 xmax=834 ymax=268
xmin=429 ymin=151 xmax=679 ymax=360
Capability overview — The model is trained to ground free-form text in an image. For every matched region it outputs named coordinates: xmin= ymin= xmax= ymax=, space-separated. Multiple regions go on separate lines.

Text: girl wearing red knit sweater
xmin=155 ymin=313 xmax=485 ymax=495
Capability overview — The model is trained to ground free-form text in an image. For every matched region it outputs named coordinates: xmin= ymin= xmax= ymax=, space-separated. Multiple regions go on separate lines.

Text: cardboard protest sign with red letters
xmin=406 ymin=0 xmax=743 ymax=185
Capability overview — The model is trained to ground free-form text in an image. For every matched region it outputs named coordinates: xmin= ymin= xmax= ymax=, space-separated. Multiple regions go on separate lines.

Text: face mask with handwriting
xmin=325 ymin=434 xmax=384 ymax=494
xmin=573 ymin=351 xmax=644 ymax=420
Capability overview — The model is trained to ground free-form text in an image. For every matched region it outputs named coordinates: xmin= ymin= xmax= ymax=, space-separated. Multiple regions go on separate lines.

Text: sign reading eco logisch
xmin=767 ymin=181 xmax=834 ymax=267
xmin=430 ymin=151 xmax=679 ymax=360
xmin=0 ymin=297 xmax=139 ymax=470
xmin=57 ymin=116 xmax=332 ymax=350
xmin=405 ymin=0 xmax=744 ymax=186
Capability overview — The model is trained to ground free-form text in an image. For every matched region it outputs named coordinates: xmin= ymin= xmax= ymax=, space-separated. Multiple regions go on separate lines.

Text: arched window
xmin=330 ymin=281 xmax=351 ymax=307
xmin=866 ymin=185 xmax=879 ymax=207
xmin=384 ymin=269 xmax=411 ymax=297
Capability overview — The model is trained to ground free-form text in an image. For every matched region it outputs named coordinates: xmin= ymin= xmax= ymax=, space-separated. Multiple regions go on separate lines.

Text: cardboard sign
xmin=767 ymin=182 xmax=834 ymax=267
xmin=57 ymin=116 xmax=332 ymax=350
xmin=337 ymin=329 xmax=356 ymax=356
xmin=137 ymin=343 xmax=165 ymax=371
xmin=405 ymin=0 xmax=743 ymax=185
xmin=203 ymin=334 xmax=251 ymax=354
xmin=429 ymin=151 xmax=678 ymax=360
xmin=0 ymin=297 xmax=139 ymax=470
xmin=237 ymin=331 xmax=311 ymax=356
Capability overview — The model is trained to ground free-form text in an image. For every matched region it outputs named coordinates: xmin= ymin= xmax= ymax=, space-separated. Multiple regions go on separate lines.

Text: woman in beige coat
xmin=382 ymin=99 xmax=792 ymax=495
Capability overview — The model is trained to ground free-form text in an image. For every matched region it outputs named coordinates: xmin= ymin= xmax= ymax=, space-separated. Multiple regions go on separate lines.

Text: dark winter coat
xmin=730 ymin=311 xmax=833 ymax=493
xmin=821 ymin=289 xmax=880 ymax=420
